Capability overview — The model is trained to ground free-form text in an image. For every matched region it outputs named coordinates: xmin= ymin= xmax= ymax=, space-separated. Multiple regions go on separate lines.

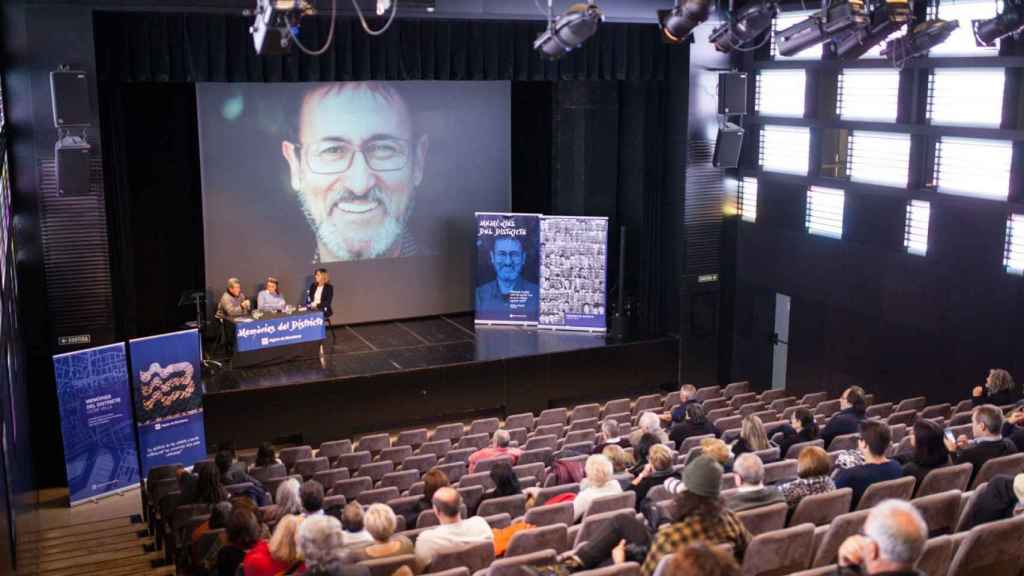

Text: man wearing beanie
xmin=961 ymin=472 xmax=1024 ymax=530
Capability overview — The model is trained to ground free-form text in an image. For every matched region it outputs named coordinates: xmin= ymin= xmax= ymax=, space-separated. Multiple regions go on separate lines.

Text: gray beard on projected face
xmin=297 ymin=185 xmax=412 ymax=262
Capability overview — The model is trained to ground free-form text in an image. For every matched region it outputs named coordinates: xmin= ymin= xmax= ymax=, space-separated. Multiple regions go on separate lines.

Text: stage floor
xmin=209 ymin=313 xmax=628 ymax=392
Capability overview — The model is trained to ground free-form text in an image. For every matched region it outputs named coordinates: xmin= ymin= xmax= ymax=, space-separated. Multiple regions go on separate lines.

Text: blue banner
xmin=129 ymin=329 xmax=207 ymax=477
xmin=53 ymin=343 xmax=140 ymax=505
xmin=474 ymin=213 xmax=541 ymax=325
xmin=539 ymin=216 xmax=608 ymax=332
xmin=233 ymin=311 xmax=326 ymax=352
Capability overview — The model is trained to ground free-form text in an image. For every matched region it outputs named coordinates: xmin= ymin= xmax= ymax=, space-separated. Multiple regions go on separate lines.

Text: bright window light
xmin=934 ymin=137 xmax=1012 ymax=200
xmin=1005 ymin=214 xmax=1024 ymax=275
xmin=838 ymin=69 xmax=900 ymax=122
xmin=904 ymin=200 xmax=931 ymax=256
xmin=929 ymin=0 xmax=1001 ymax=56
xmin=760 ymin=125 xmax=810 ymax=175
xmin=772 ymin=10 xmax=822 ymax=60
xmin=756 ymin=70 xmax=806 ymax=117
xmin=739 ymin=177 xmax=758 ymax=223
xmin=848 ymin=131 xmax=911 ymax=188
xmin=806 ymin=186 xmax=845 ymax=239
xmin=928 ymin=69 xmax=1005 ymax=128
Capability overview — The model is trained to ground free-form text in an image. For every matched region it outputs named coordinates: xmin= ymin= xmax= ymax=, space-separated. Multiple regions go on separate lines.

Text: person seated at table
xmin=216 ymin=277 xmax=250 ymax=320
xmin=257 ymin=277 xmax=287 ymax=312
xmin=306 ymin=268 xmax=334 ymax=320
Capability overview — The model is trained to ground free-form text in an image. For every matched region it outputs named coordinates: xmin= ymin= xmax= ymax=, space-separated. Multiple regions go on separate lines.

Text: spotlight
xmin=973 ymin=2 xmax=1024 ymax=46
xmin=881 ymin=18 xmax=959 ymax=63
xmin=832 ymin=0 xmax=910 ymax=59
xmin=775 ymin=0 xmax=868 ymax=57
xmin=709 ymin=2 xmax=778 ymax=52
xmin=534 ymin=2 xmax=605 ymax=60
xmin=658 ymin=0 xmax=713 ymax=44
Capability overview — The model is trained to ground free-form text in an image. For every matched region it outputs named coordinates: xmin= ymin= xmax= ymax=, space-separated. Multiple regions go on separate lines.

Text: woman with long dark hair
xmin=899 ymin=419 xmax=951 ymax=489
xmin=194 ymin=464 xmax=229 ymax=505
xmin=669 ymin=404 xmax=720 ymax=450
xmin=769 ymin=407 xmax=820 ymax=459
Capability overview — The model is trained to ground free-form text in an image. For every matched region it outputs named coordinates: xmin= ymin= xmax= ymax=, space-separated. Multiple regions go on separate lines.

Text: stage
xmin=202 ymin=313 xmax=679 ymax=449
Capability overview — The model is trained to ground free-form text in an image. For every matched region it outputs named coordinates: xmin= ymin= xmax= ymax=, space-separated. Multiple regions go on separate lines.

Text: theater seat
xmin=429 ymin=540 xmax=495 ymax=573
xmin=790 ymin=488 xmax=853 ymax=527
xmin=916 ymin=535 xmax=954 ymax=576
xmin=482 ymin=549 xmax=557 ymax=576
xmin=523 ymin=501 xmax=574 ymax=527
xmin=736 ymin=502 xmax=787 ymax=536
xmin=946 ymin=514 xmax=1024 ymax=576
xmin=742 ymin=522 xmax=815 ymax=576
xmin=785 ymin=439 xmax=824 ymax=460
xmin=359 ymin=554 xmax=416 ymax=576
xmin=476 ymin=494 xmax=527 ymax=519
xmin=810 ymin=509 xmax=869 ymax=567
xmin=970 ymin=453 xmax=1024 ymax=490
xmin=855 ymin=476 xmax=916 ymax=511
xmin=506 ymin=523 xmax=569 ymax=556
xmin=911 ymin=490 xmax=961 ymax=537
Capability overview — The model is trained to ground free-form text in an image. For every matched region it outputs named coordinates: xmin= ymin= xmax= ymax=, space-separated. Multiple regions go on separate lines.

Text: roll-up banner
xmin=539 ymin=216 xmax=608 ymax=332
xmin=474 ymin=212 xmax=541 ymax=325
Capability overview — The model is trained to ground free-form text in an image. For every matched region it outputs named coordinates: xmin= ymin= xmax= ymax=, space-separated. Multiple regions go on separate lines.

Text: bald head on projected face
xmin=282 ymin=82 xmax=430 ymax=262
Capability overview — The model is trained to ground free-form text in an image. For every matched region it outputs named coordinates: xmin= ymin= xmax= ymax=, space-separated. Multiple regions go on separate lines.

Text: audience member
xmin=301 ymin=479 xmax=326 ymax=516
xmin=972 ymin=368 xmax=1021 ymax=407
xmin=723 ymin=453 xmax=785 ymax=512
xmin=480 ymin=461 xmax=522 ymax=505
xmin=253 ymin=442 xmax=282 ymax=469
xmin=468 ymin=429 xmax=523 ymax=473
xmin=768 ymin=407 xmax=819 ymax=459
xmin=190 ymin=464 xmax=228 ymax=506
xmin=961 ymin=473 xmax=1024 ymax=530
xmin=602 ymin=444 xmax=635 ymax=476
xmin=666 ymin=384 xmax=700 ymax=426
xmin=627 ymin=444 xmax=680 ymax=509
xmin=946 ymin=404 xmax=1018 ymax=484
xmin=780 ymin=446 xmax=836 ymax=509
xmin=661 ymin=543 xmax=742 ymax=576
xmin=344 ymin=503 xmax=415 ymax=562
xmin=1004 ymin=406 xmax=1024 ymax=452
xmin=731 ymin=415 xmax=773 ymax=457
xmin=193 ymin=501 xmax=232 ymax=569
xmin=821 ymin=386 xmax=868 ymax=448
xmin=263 ymin=477 xmax=303 ymax=526
xmin=242 ymin=513 xmax=305 ymax=576
xmin=669 ymin=404 xmax=719 ymax=450
xmin=216 ymin=507 xmax=261 ymax=576
xmin=594 ymin=419 xmax=631 ymax=453
xmin=630 ymin=433 xmax=661 ymax=476
xmin=340 ymin=502 xmax=374 ymax=548
xmin=573 ymin=454 xmax=624 ymax=521
xmin=297 ymin=515 xmax=370 ymax=576
xmin=834 ymin=420 xmax=902 ymax=508
xmin=898 ymin=419 xmax=951 ymax=489
xmin=663 ymin=437 xmax=732 ymax=495
xmin=836 ymin=500 xmax=928 ymax=576
xmin=630 ymin=412 xmax=670 ymax=447
xmin=403 ymin=468 xmax=449 ymax=528
xmin=215 ymin=449 xmax=269 ymax=506
xmin=414 ymin=487 xmax=493 ymax=571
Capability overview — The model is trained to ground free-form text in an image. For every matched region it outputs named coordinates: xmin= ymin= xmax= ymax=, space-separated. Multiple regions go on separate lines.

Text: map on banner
xmin=539 ymin=216 xmax=608 ymax=331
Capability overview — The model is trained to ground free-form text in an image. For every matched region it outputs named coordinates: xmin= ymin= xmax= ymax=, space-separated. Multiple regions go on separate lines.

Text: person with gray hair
xmin=261 ymin=477 xmax=303 ymax=526
xmin=722 ymin=453 xmax=785 ymax=512
xmin=216 ymin=277 xmax=251 ymax=320
xmin=467 ymin=428 xmax=523 ymax=473
xmin=630 ymin=411 xmax=670 ymax=447
xmin=297 ymin=515 xmax=370 ymax=576
xmin=594 ymin=419 xmax=631 ymax=454
xmin=837 ymin=499 xmax=928 ymax=575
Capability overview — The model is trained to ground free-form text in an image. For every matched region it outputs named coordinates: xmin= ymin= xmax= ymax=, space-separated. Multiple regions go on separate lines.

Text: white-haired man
xmin=467 ymin=429 xmax=523 ymax=473
xmin=593 ymin=419 xmax=631 ymax=454
xmin=837 ymin=499 xmax=928 ymax=576
xmin=723 ymin=453 xmax=786 ymax=512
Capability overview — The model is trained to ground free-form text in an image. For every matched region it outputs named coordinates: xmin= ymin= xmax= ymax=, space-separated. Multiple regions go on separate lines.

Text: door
xmin=771 ymin=293 xmax=791 ymax=390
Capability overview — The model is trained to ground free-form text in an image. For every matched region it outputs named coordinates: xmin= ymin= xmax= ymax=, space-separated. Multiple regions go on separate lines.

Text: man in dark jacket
xmin=837 ymin=499 xmax=928 ymax=576
xmin=945 ymin=404 xmax=1019 ymax=485
xmin=962 ymin=473 xmax=1024 ymax=530
xmin=723 ymin=454 xmax=786 ymax=512
xmin=821 ymin=386 xmax=868 ymax=449
xmin=214 ymin=450 xmax=270 ymax=505
xmin=1002 ymin=405 xmax=1024 ymax=452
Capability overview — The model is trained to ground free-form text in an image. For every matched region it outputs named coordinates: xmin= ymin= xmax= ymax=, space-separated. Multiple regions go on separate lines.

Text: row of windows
xmin=736 ymin=177 xmax=1024 ymax=273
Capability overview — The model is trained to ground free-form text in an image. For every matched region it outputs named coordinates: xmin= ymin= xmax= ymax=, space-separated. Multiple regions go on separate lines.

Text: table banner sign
xmin=234 ymin=311 xmax=326 ymax=352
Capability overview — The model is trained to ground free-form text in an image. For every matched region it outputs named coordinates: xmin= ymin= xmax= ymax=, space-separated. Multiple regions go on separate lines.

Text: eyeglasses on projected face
xmin=297 ymin=137 xmax=411 ymax=174
xmin=493 ymin=250 xmax=524 ymax=262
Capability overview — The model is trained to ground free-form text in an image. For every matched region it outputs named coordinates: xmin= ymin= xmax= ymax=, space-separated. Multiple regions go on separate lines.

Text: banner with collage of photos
xmin=539 ymin=216 xmax=608 ymax=331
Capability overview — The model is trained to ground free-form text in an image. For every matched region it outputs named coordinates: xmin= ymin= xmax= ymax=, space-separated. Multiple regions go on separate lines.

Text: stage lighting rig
xmin=248 ymin=0 xmax=399 ymax=56
xmin=534 ymin=1 xmax=606 ymax=60
xmin=973 ymin=0 xmax=1024 ymax=46
xmin=775 ymin=0 xmax=868 ymax=57
xmin=658 ymin=0 xmax=713 ymax=44
xmin=709 ymin=1 xmax=779 ymax=53
xmin=832 ymin=0 xmax=910 ymax=59
xmin=881 ymin=18 xmax=958 ymax=65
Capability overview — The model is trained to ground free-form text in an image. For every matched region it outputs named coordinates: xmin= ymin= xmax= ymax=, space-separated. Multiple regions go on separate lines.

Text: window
xmin=928 ymin=69 xmax=1005 ymax=128
xmin=934 ymin=137 xmax=1012 ymax=200
xmin=738 ymin=177 xmax=758 ymax=222
xmin=1005 ymin=214 xmax=1024 ymax=275
xmin=848 ymin=131 xmax=911 ymax=188
xmin=772 ymin=10 xmax=822 ymax=60
xmin=838 ymin=69 xmax=900 ymax=122
xmin=760 ymin=125 xmax=810 ymax=175
xmin=904 ymin=200 xmax=931 ymax=256
xmin=806 ymin=186 xmax=845 ymax=238
xmin=756 ymin=70 xmax=806 ymax=117
xmin=928 ymin=0 xmax=1001 ymax=56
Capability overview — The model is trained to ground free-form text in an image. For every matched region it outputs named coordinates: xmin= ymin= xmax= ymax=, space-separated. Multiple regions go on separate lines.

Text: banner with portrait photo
xmin=128 ymin=329 xmax=207 ymax=478
xmin=52 ymin=343 xmax=140 ymax=505
xmin=474 ymin=213 xmax=541 ymax=325
xmin=539 ymin=216 xmax=609 ymax=332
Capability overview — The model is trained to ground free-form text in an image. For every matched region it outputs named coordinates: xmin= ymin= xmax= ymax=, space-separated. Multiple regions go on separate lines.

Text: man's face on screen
xmin=283 ymin=84 xmax=428 ymax=261
xmin=491 ymin=237 xmax=525 ymax=283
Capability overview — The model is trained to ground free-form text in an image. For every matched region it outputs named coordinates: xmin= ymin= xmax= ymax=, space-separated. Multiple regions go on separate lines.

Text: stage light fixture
xmin=709 ymin=2 xmax=778 ymax=52
xmin=534 ymin=2 xmax=606 ymax=60
xmin=972 ymin=2 xmax=1024 ymax=46
xmin=658 ymin=0 xmax=713 ymax=44
xmin=832 ymin=0 xmax=910 ymax=59
xmin=775 ymin=0 xmax=868 ymax=57
xmin=881 ymin=18 xmax=959 ymax=64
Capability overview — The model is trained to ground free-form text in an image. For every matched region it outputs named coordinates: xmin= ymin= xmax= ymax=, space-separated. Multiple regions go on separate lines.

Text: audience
xmin=630 ymin=412 xmax=670 ymax=447
xmin=215 ymin=449 xmax=269 ymax=506
xmin=252 ymin=442 xmax=282 ymax=469
xmin=193 ymin=501 xmax=232 ymax=569
xmin=468 ymin=429 xmax=523 ymax=473
xmin=821 ymin=386 xmax=868 ymax=448
xmin=1004 ymin=406 xmax=1024 ymax=452
xmin=768 ymin=407 xmax=819 ymax=459
xmin=262 ymin=477 xmax=303 ymax=526
xmin=780 ymin=446 xmax=836 ymax=509
xmin=242 ymin=514 xmax=305 ymax=576
xmin=216 ymin=507 xmax=261 ymax=576
xmin=945 ymin=404 xmax=1019 ymax=484
xmin=297 ymin=515 xmax=370 ymax=576
xmin=731 ymin=415 xmax=773 ymax=457
xmin=480 ymin=461 xmax=522 ymax=506
xmin=836 ymin=499 xmax=928 ymax=576
xmin=301 ymin=479 xmax=326 ymax=516
xmin=630 ymin=433 xmax=661 ymax=476
xmin=669 ymin=404 xmax=720 ymax=450
xmin=593 ymin=419 xmax=631 ymax=453
xmin=972 ymin=368 xmax=1021 ymax=407
xmin=573 ymin=454 xmax=624 ymax=521
xmin=413 ymin=487 xmax=494 ymax=571
xmin=961 ymin=472 xmax=1024 ymax=530
xmin=661 ymin=543 xmax=742 ymax=576
xmin=340 ymin=502 xmax=374 ymax=548
xmin=664 ymin=437 xmax=734 ymax=495
xmin=834 ymin=420 xmax=902 ymax=508
xmin=189 ymin=464 xmax=228 ymax=506
xmin=602 ymin=444 xmax=635 ymax=477
xmin=897 ymin=419 xmax=951 ymax=489
xmin=723 ymin=453 xmax=785 ymax=511
xmin=403 ymin=468 xmax=449 ymax=528
xmin=627 ymin=443 xmax=680 ymax=509
xmin=344 ymin=503 xmax=415 ymax=563
xmin=666 ymin=384 xmax=700 ymax=426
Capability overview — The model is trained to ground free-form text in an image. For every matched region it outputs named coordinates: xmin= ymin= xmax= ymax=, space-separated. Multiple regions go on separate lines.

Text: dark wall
xmin=728 ymin=175 xmax=1024 ymax=404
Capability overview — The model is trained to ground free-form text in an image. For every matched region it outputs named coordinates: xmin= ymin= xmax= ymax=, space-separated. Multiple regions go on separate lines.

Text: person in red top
xmin=467 ymin=430 xmax=523 ymax=473
xmin=242 ymin=514 xmax=305 ymax=576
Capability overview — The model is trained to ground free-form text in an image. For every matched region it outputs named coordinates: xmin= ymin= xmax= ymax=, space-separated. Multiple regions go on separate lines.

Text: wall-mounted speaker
xmin=713 ymin=123 xmax=744 ymax=168
xmin=49 ymin=70 xmax=91 ymax=128
xmin=55 ymin=137 xmax=91 ymax=196
xmin=718 ymin=72 xmax=748 ymax=116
